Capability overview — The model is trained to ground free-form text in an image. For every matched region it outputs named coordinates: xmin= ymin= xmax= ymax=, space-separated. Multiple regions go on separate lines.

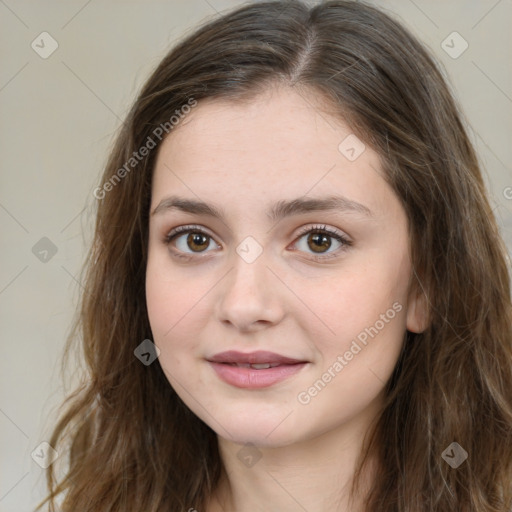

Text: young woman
xmin=36 ymin=1 xmax=512 ymax=511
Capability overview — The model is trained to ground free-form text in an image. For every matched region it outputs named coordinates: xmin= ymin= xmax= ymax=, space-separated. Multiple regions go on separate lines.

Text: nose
xmin=215 ymin=247 xmax=286 ymax=333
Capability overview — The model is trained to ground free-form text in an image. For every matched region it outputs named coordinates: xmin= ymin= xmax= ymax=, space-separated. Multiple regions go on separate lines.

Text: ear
xmin=406 ymin=284 xmax=429 ymax=333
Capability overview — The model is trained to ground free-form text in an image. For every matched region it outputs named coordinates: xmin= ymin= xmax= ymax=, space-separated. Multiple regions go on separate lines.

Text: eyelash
xmin=163 ymin=224 xmax=352 ymax=262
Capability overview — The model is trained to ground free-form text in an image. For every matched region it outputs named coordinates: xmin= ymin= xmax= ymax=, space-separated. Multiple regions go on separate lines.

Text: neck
xmin=207 ymin=405 xmax=381 ymax=512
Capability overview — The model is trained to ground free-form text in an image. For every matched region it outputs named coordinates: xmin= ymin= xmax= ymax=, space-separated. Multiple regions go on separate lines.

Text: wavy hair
xmin=36 ymin=1 xmax=512 ymax=510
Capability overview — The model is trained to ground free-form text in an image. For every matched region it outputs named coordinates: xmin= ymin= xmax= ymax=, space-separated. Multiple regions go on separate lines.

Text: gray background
xmin=0 ymin=1 xmax=511 ymax=510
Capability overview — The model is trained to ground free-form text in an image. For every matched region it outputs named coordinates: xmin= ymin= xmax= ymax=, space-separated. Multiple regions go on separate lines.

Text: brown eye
xmin=165 ymin=226 xmax=218 ymax=258
xmin=307 ymin=232 xmax=333 ymax=253
xmin=185 ymin=232 xmax=210 ymax=252
xmin=293 ymin=224 xmax=352 ymax=260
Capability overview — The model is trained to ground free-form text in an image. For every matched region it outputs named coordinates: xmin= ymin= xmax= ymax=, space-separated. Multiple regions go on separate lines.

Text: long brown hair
xmin=36 ymin=1 xmax=512 ymax=510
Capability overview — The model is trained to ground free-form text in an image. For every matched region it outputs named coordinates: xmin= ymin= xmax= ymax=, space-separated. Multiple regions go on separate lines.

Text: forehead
xmin=151 ymin=86 xmax=398 ymax=223
xmin=158 ymin=86 xmax=350 ymax=160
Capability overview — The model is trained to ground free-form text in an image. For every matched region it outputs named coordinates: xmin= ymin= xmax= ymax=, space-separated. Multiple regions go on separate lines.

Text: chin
xmin=204 ymin=407 xmax=302 ymax=448
xmin=219 ymin=428 xmax=296 ymax=449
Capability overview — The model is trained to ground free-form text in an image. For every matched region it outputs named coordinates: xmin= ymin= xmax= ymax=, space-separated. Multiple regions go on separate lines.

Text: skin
xmin=146 ymin=84 xmax=427 ymax=512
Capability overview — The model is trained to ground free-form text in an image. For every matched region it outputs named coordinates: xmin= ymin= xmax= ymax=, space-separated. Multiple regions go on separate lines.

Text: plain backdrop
xmin=1 ymin=1 xmax=511 ymax=511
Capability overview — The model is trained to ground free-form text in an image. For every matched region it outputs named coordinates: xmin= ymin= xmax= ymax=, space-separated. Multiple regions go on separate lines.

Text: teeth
xmin=250 ymin=363 xmax=271 ymax=369
xmin=229 ymin=362 xmax=281 ymax=369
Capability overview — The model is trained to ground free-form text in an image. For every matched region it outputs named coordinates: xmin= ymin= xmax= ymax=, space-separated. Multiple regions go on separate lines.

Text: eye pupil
xmin=188 ymin=233 xmax=209 ymax=252
xmin=309 ymin=233 xmax=331 ymax=253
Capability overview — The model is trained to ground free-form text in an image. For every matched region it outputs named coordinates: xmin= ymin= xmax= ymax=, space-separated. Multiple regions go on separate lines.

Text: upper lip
xmin=208 ymin=350 xmax=307 ymax=365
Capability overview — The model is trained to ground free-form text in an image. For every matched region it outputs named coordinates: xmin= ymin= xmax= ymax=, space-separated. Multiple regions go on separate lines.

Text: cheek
xmin=293 ymin=251 xmax=409 ymax=378
xmin=145 ymin=268 xmax=193 ymax=388
xmin=146 ymin=252 xmax=189 ymax=346
xmin=298 ymin=260 xmax=405 ymax=333
xmin=146 ymin=246 xmax=194 ymax=328
xmin=145 ymin=261 xmax=175 ymax=336
xmin=293 ymin=297 xmax=406 ymax=428
xmin=145 ymin=252 xmax=211 ymax=372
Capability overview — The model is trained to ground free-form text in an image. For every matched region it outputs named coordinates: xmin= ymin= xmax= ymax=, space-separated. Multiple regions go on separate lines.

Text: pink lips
xmin=207 ymin=350 xmax=308 ymax=389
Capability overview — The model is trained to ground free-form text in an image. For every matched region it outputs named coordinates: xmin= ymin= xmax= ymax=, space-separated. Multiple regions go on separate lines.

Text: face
xmin=146 ymin=85 xmax=425 ymax=448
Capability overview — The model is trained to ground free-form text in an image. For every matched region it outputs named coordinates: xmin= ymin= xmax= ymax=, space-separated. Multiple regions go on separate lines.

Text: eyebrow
xmin=151 ymin=194 xmax=373 ymax=222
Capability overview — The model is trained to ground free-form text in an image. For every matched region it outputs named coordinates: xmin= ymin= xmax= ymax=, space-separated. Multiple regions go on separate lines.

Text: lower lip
xmin=208 ymin=362 xmax=308 ymax=389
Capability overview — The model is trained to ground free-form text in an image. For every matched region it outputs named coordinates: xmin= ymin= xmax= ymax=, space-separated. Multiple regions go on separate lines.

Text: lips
xmin=207 ymin=350 xmax=309 ymax=388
